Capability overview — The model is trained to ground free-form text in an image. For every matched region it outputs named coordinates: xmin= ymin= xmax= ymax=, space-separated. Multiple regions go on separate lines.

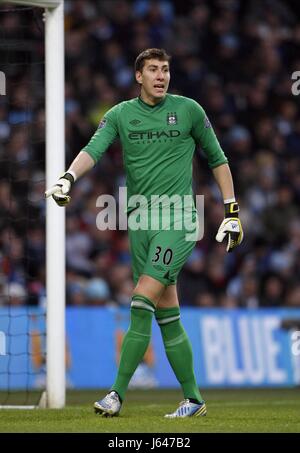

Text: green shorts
xmin=128 ymin=209 xmax=198 ymax=286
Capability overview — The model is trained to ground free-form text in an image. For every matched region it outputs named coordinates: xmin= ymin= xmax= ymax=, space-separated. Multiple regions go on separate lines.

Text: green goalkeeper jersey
xmin=83 ymin=94 xmax=228 ymax=211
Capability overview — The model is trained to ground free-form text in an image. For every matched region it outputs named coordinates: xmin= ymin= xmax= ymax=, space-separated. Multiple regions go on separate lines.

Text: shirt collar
xmin=138 ymin=94 xmax=167 ymax=110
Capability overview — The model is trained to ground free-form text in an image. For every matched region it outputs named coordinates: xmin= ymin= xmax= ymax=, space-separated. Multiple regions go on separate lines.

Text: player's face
xmin=136 ymin=59 xmax=170 ymax=103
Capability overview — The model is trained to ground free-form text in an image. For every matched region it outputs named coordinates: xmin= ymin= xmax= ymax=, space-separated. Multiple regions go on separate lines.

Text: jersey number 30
xmin=152 ymin=246 xmax=173 ymax=265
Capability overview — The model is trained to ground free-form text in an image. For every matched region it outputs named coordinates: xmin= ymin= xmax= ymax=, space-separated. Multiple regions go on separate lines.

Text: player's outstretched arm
xmin=45 ymin=151 xmax=95 ymax=207
xmin=212 ymin=163 xmax=244 ymax=252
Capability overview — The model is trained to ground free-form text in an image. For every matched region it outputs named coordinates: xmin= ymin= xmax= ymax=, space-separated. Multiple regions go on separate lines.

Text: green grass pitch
xmin=0 ymin=388 xmax=299 ymax=433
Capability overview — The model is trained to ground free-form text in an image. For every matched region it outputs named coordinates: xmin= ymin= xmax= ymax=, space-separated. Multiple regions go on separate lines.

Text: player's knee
xmin=156 ymin=285 xmax=179 ymax=309
xmin=133 ymin=275 xmax=165 ymax=304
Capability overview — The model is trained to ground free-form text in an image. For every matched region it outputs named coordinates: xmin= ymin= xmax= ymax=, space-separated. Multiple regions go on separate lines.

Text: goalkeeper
xmin=45 ymin=48 xmax=243 ymax=418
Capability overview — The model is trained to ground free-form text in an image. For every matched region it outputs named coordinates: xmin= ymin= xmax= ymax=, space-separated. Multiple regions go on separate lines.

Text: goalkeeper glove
xmin=44 ymin=172 xmax=75 ymax=207
xmin=215 ymin=201 xmax=244 ymax=252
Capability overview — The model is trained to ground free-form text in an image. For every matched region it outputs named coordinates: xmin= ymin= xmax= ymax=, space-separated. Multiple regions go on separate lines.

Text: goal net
xmin=0 ymin=0 xmax=65 ymax=409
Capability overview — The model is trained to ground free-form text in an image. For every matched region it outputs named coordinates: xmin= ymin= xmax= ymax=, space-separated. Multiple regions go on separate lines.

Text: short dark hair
xmin=135 ymin=48 xmax=171 ymax=72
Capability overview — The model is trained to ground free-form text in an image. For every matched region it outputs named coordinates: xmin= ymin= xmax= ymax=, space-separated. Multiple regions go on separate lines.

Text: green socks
xmin=111 ymin=298 xmax=202 ymax=404
xmin=112 ymin=295 xmax=155 ymax=401
xmin=156 ymin=307 xmax=203 ymax=403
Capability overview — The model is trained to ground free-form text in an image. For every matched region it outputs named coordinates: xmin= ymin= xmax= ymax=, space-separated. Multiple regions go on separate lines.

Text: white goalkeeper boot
xmin=94 ymin=391 xmax=122 ymax=417
xmin=165 ymin=399 xmax=207 ymax=418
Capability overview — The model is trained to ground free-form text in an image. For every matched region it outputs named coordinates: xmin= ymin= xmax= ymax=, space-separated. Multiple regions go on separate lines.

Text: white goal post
xmin=2 ymin=0 xmax=66 ymax=409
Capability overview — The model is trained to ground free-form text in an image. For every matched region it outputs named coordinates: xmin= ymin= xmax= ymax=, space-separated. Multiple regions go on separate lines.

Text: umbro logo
xmin=130 ymin=119 xmax=141 ymax=126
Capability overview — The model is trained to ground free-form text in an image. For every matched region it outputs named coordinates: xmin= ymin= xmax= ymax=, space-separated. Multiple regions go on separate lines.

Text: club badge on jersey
xmin=167 ymin=112 xmax=178 ymax=125
xmin=204 ymin=116 xmax=211 ymax=128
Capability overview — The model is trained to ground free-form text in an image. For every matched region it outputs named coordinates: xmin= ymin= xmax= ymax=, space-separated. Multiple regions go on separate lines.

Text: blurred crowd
xmin=0 ymin=0 xmax=300 ymax=308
